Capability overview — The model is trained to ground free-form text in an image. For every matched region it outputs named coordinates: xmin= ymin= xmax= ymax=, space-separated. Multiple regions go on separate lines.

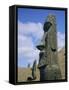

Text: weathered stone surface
xmin=40 ymin=65 xmax=61 ymax=81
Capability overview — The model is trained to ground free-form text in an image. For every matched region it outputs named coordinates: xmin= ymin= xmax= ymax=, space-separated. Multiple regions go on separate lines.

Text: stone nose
xmin=36 ymin=43 xmax=45 ymax=51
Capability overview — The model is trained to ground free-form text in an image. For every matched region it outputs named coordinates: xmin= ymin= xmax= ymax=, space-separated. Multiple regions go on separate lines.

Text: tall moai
xmin=32 ymin=60 xmax=37 ymax=80
xmin=36 ymin=15 xmax=61 ymax=81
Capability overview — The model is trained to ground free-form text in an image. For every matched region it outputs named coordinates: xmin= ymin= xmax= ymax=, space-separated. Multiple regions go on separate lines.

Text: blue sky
xmin=18 ymin=8 xmax=65 ymax=68
xmin=18 ymin=8 xmax=65 ymax=33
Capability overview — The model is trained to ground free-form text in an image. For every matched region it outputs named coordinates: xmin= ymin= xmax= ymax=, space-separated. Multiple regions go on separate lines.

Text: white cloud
xmin=57 ymin=31 xmax=65 ymax=51
xmin=18 ymin=21 xmax=43 ymax=67
xmin=18 ymin=21 xmax=44 ymax=45
xmin=18 ymin=35 xmax=34 ymax=48
xmin=18 ymin=47 xmax=40 ymax=58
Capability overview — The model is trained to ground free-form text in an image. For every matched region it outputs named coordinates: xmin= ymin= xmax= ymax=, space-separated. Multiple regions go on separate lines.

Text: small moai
xmin=32 ymin=60 xmax=37 ymax=80
xmin=36 ymin=15 xmax=61 ymax=81
xmin=27 ymin=63 xmax=30 ymax=68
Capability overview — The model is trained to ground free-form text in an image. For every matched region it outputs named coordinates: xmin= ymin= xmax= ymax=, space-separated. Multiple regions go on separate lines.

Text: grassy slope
xmin=18 ymin=67 xmax=40 ymax=82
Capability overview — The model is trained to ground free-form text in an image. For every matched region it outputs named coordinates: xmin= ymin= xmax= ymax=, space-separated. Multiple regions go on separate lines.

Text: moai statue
xmin=32 ymin=60 xmax=37 ymax=80
xmin=37 ymin=15 xmax=61 ymax=81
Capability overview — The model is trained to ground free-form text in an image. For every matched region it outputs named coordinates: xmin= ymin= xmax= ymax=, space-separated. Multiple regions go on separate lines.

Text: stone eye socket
xmin=43 ymin=22 xmax=52 ymax=32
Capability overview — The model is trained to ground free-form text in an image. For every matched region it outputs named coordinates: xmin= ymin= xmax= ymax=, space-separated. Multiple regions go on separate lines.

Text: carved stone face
xmin=43 ymin=22 xmax=52 ymax=32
